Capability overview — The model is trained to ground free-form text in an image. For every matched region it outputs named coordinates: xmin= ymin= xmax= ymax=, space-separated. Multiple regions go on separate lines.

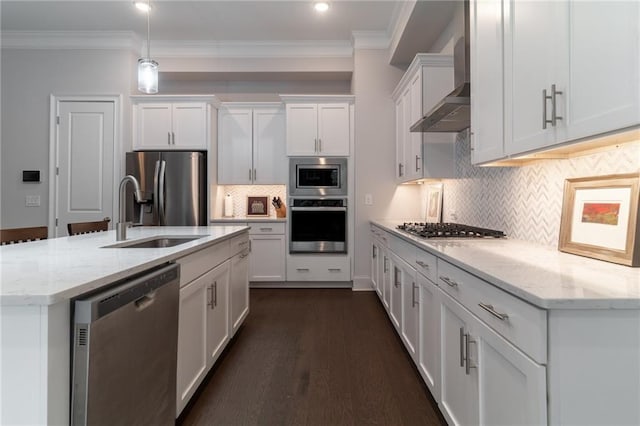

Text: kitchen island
xmin=371 ymin=219 xmax=640 ymax=426
xmin=0 ymin=225 xmax=249 ymax=425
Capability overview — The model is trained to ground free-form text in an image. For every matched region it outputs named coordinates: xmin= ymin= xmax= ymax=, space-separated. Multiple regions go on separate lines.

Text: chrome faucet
xmin=117 ymin=175 xmax=144 ymax=241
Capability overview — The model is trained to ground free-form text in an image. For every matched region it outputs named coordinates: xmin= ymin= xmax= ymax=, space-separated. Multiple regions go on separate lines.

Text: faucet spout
xmin=117 ymin=175 xmax=143 ymax=241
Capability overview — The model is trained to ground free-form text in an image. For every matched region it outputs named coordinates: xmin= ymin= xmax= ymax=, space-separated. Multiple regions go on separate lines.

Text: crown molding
xmin=280 ymin=94 xmax=355 ymax=104
xmin=387 ymin=0 xmax=416 ymax=62
xmin=149 ymin=40 xmax=353 ymax=58
xmin=1 ymin=31 xmax=140 ymax=50
xmin=351 ymin=31 xmax=390 ymax=50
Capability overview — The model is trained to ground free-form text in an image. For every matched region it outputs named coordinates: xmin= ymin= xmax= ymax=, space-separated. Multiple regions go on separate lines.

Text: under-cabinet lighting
xmin=314 ymin=2 xmax=330 ymax=13
xmin=133 ymin=1 xmax=151 ymax=12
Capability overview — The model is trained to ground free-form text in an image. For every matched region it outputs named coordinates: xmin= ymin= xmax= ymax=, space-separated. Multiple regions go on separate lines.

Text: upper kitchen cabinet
xmin=471 ymin=0 xmax=640 ymax=164
xmin=281 ymin=95 xmax=354 ymax=156
xmin=392 ymin=54 xmax=456 ymax=183
xmin=132 ymin=95 xmax=219 ymax=151
xmin=218 ymin=104 xmax=286 ymax=185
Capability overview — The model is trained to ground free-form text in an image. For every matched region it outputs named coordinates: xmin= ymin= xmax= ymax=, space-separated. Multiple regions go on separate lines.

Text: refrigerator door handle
xmin=153 ymin=160 xmax=161 ymax=224
xmin=158 ymin=160 xmax=167 ymax=225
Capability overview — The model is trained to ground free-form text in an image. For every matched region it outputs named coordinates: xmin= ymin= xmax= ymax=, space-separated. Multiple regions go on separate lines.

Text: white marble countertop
xmin=0 ymin=226 xmax=248 ymax=306
xmin=210 ymin=217 xmax=286 ymax=223
xmin=372 ymin=220 xmax=640 ymax=310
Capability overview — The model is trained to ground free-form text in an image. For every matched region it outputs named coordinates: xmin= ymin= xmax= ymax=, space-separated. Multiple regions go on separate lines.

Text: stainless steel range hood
xmin=411 ymin=1 xmax=470 ymax=133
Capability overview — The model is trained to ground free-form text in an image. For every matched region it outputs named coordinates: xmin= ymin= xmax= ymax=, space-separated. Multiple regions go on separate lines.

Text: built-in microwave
xmin=289 ymin=157 xmax=347 ymax=197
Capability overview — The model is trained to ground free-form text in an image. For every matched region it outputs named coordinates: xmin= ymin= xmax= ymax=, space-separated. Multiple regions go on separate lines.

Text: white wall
xmin=1 ymin=49 xmax=136 ymax=228
xmin=351 ymin=49 xmax=422 ymax=289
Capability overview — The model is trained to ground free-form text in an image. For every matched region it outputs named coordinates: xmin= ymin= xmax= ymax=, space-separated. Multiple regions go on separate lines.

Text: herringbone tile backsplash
xmin=438 ymin=133 xmax=640 ymax=247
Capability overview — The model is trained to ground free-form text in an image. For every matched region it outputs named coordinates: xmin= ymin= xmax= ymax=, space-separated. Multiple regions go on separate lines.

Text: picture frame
xmin=559 ymin=173 xmax=640 ymax=266
xmin=425 ymin=182 xmax=443 ymax=224
xmin=247 ymin=196 xmax=269 ymax=217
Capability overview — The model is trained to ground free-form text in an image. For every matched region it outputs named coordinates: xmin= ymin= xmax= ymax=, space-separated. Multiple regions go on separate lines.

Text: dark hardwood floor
xmin=178 ymin=289 xmax=446 ymax=426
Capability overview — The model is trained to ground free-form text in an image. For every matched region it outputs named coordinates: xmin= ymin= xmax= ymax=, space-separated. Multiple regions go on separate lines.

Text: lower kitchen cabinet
xmin=398 ymin=256 xmax=419 ymax=362
xmin=248 ymin=222 xmax=286 ymax=282
xmin=287 ymin=255 xmax=351 ymax=281
xmin=418 ymin=273 xmax=440 ymax=400
xmin=230 ymin=249 xmax=249 ymax=335
xmin=176 ymin=260 xmax=230 ymax=415
xmin=389 ymin=254 xmax=403 ymax=331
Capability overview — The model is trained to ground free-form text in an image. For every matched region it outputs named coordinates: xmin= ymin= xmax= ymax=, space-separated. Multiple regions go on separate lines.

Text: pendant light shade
xmin=137 ymin=0 xmax=158 ymax=94
xmin=138 ymin=58 xmax=158 ymax=94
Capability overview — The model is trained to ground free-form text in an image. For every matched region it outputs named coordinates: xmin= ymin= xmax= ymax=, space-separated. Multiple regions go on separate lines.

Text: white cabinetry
xmin=230 ymin=250 xmax=249 ymax=336
xmin=132 ymin=96 xmax=217 ymax=151
xmin=281 ymin=95 xmax=354 ymax=156
xmin=218 ymin=104 xmax=286 ymax=184
xmin=392 ymin=54 xmax=456 ymax=182
xmin=287 ymin=255 xmax=350 ymax=282
xmin=389 ymin=253 xmax=403 ymax=331
xmin=176 ymin=260 xmax=229 ymax=415
xmin=471 ymin=0 xmax=640 ymax=164
xmin=399 ymin=256 xmax=419 ymax=362
xmin=249 ymin=223 xmax=286 ymax=282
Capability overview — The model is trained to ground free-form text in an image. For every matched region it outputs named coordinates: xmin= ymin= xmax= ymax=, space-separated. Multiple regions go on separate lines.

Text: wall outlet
xmin=25 ymin=195 xmax=40 ymax=207
xmin=364 ymin=194 xmax=373 ymax=205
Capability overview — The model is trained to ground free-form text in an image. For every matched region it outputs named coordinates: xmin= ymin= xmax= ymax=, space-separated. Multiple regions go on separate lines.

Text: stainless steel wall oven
xmin=289 ymin=198 xmax=347 ymax=254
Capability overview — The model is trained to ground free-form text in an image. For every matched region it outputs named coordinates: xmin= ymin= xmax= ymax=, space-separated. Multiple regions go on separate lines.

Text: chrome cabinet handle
xmin=459 ymin=327 xmax=465 ymax=367
xmin=207 ymin=284 xmax=214 ymax=309
xmin=297 ymin=268 xmax=310 ymax=272
xmin=259 ymin=227 xmax=273 ymax=232
xmin=478 ymin=303 xmax=509 ymax=321
xmin=439 ymin=275 xmax=458 ymax=288
xmin=253 ymin=169 xmax=257 ymax=181
xmin=318 ymin=138 xmax=322 ymax=153
xmin=415 ymin=155 xmax=421 ymax=171
xmin=412 ymin=282 xmax=418 ymax=307
xmin=551 ymin=84 xmax=563 ymax=126
xmin=398 ymin=163 xmax=404 ymax=177
xmin=213 ymin=281 xmax=217 ymax=307
xmin=239 ymin=240 xmax=249 ymax=246
xmin=314 ymin=138 xmax=318 ymax=153
xmin=542 ymin=89 xmax=552 ymax=129
xmin=328 ymin=268 xmax=341 ymax=272
xmin=465 ymin=332 xmax=476 ymax=375
xmin=372 ymin=245 xmax=377 ymax=259
xmin=249 ymin=169 xmax=252 ymax=181
xmin=167 ymin=132 xmax=171 ymax=145
xmin=172 ymin=132 xmax=175 ymax=145
xmin=416 ymin=260 xmax=430 ymax=270
xmin=383 ymin=256 xmax=388 ymax=273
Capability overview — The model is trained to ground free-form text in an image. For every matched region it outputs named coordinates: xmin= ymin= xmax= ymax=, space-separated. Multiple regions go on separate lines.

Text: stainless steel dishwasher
xmin=71 ymin=263 xmax=180 ymax=426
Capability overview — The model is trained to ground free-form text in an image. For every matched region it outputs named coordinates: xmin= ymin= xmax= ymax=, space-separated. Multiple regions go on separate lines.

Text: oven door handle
xmin=290 ymin=207 xmax=347 ymax=212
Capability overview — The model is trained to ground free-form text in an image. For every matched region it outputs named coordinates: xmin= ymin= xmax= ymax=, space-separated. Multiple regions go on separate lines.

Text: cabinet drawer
xmin=248 ymin=223 xmax=285 ymax=235
xmin=414 ymin=248 xmax=437 ymax=283
xmin=228 ymin=233 xmax=250 ymax=256
xmin=177 ymin=241 xmax=230 ymax=287
xmin=437 ymin=259 xmax=547 ymax=363
xmin=287 ymin=256 xmax=351 ymax=281
xmin=371 ymin=226 xmax=389 ymax=247
xmin=389 ymin=234 xmax=416 ymax=265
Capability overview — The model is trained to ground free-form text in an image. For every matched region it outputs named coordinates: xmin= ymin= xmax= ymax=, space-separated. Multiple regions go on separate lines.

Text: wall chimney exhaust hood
xmin=411 ymin=1 xmax=470 ymax=133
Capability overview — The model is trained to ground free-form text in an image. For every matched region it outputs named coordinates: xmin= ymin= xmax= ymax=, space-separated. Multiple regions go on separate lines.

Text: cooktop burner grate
xmin=397 ymin=222 xmax=506 ymax=239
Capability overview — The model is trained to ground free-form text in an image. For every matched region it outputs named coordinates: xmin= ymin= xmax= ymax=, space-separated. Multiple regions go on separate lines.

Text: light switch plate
xmin=364 ymin=194 xmax=373 ymax=205
xmin=26 ymin=195 xmax=40 ymax=207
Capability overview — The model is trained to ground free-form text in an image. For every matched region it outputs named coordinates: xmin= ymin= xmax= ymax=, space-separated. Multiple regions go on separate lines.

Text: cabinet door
xmin=470 ymin=0 xmax=506 ymax=164
xmin=395 ymin=96 xmax=406 ymax=181
xmin=218 ymin=108 xmax=253 ymax=184
xmin=505 ymin=0 xmax=567 ymax=155
xmin=230 ymin=252 xmax=249 ymax=335
xmin=406 ymin=74 xmax=423 ymax=181
xmin=371 ymin=240 xmax=380 ymax=297
xmin=317 ymin=103 xmax=350 ymax=156
xmin=253 ymin=108 xmax=286 ymax=184
xmin=382 ymin=252 xmax=391 ymax=311
xmin=399 ymin=257 xmax=419 ymax=361
xmin=172 ymin=103 xmax=208 ymax=149
xmin=286 ymin=104 xmax=318 ymax=155
xmin=206 ymin=261 xmax=230 ymax=368
xmin=249 ymin=235 xmax=285 ymax=281
xmin=418 ymin=273 xmax=441 ymax=401
xmin=474 ymin=316 xmax=547 ymax=425
xmin=135 ymin=103 xmax=172 ymax=150
xmin=176 ymin=273 xmax=209 ymax=415
xmin=389 ymin=255 xmax=403 ymax=331
xmin=439 ymin=291 xmax=479 ymax=426
xmin=566 ymin=1 xmax=640 ymax=141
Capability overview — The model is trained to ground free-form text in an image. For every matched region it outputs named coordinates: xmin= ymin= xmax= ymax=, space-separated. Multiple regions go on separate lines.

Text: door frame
xmin=48 ymin=95 xmax=123 ymax=238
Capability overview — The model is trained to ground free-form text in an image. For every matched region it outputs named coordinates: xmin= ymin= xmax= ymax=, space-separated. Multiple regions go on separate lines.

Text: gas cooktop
xmin=397 ymin=222 xmax=506 ymax=239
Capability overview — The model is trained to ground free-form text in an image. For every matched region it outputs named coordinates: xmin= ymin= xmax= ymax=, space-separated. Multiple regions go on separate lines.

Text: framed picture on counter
xmin=559 ymin=173 xmax=640 ymax=266
xmin=425 ymin=182 xmax=443 ymax=223
xmin=247 ymin=196 xmax=269 ymax=217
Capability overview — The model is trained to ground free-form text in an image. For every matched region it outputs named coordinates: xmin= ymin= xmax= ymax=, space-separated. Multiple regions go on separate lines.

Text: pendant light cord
xmin=146 ymin=0 xmax=151 ymax=59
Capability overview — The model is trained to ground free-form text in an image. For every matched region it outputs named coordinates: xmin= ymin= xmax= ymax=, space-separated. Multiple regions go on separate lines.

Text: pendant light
xmin=137 ymin=0 xmax=158 ymax=94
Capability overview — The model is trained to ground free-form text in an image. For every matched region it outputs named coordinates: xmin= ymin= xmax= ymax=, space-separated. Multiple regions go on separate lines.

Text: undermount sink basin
xmin=102 ymin=235 xmax=207 ymax=249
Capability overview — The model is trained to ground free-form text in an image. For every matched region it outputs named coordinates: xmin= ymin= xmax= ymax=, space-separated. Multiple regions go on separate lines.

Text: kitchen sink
xmin=102 ymin=235 xmax=207 ymax=249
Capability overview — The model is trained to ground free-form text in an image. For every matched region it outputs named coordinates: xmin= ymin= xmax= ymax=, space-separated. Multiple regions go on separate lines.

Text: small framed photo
xmin=247 ymin=196 xmax=269 ymax=217
xmin=559 ymin=173 xmax=639 ymax=266
xmin=425 ymin=182 xmax=443 ymax=223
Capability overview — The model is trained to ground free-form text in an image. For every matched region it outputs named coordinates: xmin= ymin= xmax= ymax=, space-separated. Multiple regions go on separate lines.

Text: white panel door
xmin=249 ymin=235 xmax=285 ymax=281
xmin=57 ymin=101 xmax=114 ymax=237
xmin=172 ymin=103 xmax=207 ymax=150
xmin=286 ymin=104 xmax=318 ymax=155
xmin=317 ymin=103 xmax=350 ymax=156
xmin=418 ymin=273 xmax=441 ymax=401
xmin=389 ymin=254 xmax=403 ymax=331
xmin=382 ymin=252 xmax=391 ymax=311
xmin=218 ymin=108 xmax=253 ymax=184
xmin=407 ymin=74 xmax=423 ymax=181
xmin=566 ymin=1 xmax=640 ymax=141
xmin=253 ymin=107 xmax=286 ymax=184
xmin=230 ymin=251 xmax=249 ymax=335
xmin=207 ymin=261 xmax=230 ymax=367
xmin=399 ymin=257 xmax=419 ymax=361
xmin=136 ymin=103 xmax=172 ymax=149
xmin=395 ymin=96 xmax=405 ymax=181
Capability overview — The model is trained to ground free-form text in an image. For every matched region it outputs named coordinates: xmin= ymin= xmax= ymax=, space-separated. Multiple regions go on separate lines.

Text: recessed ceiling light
xmin=314 ymin=2 xmax=330 ymax=13
xmin=133 ymin=1 xmax=151 ymax=13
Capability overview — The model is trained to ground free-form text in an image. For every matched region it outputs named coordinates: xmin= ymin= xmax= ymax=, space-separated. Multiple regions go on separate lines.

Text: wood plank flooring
xmin=178 ymin=289 xmax=446 ymax=426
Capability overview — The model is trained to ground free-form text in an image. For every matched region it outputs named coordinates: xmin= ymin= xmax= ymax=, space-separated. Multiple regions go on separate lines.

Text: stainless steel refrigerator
xmin=125 ymin=151 xmax=207 ymax=226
